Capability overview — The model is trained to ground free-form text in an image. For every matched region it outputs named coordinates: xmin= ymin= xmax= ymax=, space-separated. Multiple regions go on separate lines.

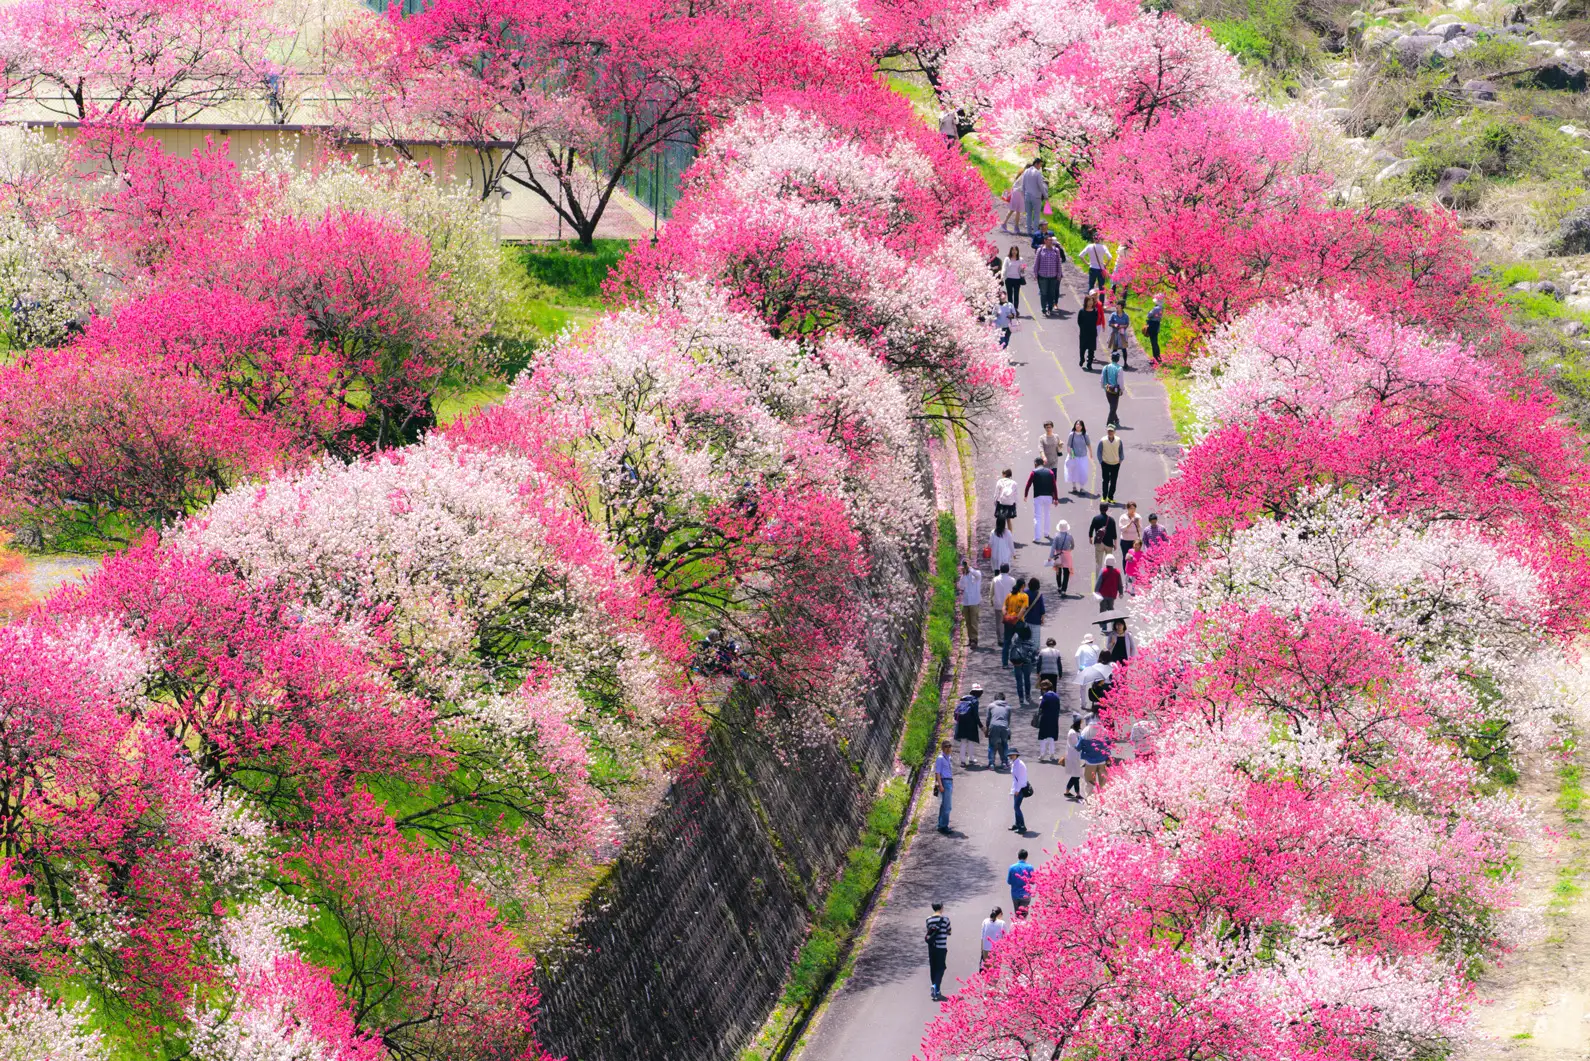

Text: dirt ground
xmin=1464 ymin=743 xmax=1590 ymax=1059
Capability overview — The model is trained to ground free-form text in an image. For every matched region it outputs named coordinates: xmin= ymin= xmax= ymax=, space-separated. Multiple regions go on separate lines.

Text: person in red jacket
xmin=1094 ymin=553 xmax=1123 ymax=613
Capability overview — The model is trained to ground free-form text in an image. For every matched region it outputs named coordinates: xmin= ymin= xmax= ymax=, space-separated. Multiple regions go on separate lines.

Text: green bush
xmin=1408 ymin=116 xmax=1583 ymax=184
xmin=1208 ymin=18 xmax=1275 ymax=65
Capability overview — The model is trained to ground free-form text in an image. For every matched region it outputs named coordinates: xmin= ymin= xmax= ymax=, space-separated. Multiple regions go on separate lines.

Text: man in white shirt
xmin=1009 ymin=750 xmax=1030 ymax=832
xmin=1080 ymin=239 xmax=1114 ymax=293
xmin=957 ymin=560 xmax=983 ymax=650
xmin=1019 ymin=161 xmax=1048 ymax=235
xmin=990 ymin=567 xmax=1016 ymax=643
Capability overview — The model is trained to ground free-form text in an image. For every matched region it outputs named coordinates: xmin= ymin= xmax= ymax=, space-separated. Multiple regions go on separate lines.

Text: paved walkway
xmin=798 ymin=228 xmax=1180 ymax=1061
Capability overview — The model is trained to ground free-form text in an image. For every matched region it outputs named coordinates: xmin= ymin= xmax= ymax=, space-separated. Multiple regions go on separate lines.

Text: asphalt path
xmin=797 ymin=226 xmax=1181 ymax=1061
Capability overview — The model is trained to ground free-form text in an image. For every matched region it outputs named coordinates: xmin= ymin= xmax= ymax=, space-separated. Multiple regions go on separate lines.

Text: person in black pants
xmin=1088 ymin=502 xmax=1117 ymax=574
xmin=1077 ymin=292 xmax=1099 ymax=369
xmin=1145 ymin=296 xmax=1164 ymax=364
xmin=925 ymin=903 xmax=951 ymax=1001
xmin=1096 ymin=427 xmax=1124 ymax=504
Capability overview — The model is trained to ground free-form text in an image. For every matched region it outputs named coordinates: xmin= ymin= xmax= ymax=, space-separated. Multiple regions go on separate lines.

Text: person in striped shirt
xmin=925 ymin=902 xmax=952 ymax=1000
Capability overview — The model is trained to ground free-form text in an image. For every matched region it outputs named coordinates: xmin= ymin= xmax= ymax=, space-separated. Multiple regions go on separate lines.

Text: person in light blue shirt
xmin=1007 ymin=850 xmax=1035 ymax=916
xmin=1100 ymin=353 xmax=1124 ymax=429
xmin=933 ymin=741 xmax=955 ymax=833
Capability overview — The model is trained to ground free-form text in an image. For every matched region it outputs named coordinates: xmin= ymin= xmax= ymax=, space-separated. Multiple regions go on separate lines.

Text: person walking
xmin=1037 ymin=421 xmax=1062 ymax=471
xmin=993 ymin=468 xmax=1018 ymax=525
xmin=1019 ymin=160 xmax=1048 ymax=235
xmin=1074 ymin=633 xmax=1100 ymax=712
xmin=1001 ymin=181 xmax=1022 ymax=233
xmin=1063 ymin=716 xmax=1084 ymax=800
xmin=986 ymin=694 xmax=1012 ymax=769
xmin=1037 ymin=636 xmax=1063 ymax=691
xmin=1079 ymin=717 xmax=1108 ymax=792
xmin=1145 ymin=296 xmax=1164 ymax=364
xmin=1096 ymin=426 xmax=1124 ymax=503
xmin=1100 ymin=353 xmax=1125 ymax=430
xmin=993 ymin=297 xmax=1015 ymax=349
xmin=953 ymin=684 xmax=984 ymax=765
xmin=1000 ymin=575 xmax=1028 ymax=668
xmin=933 ymin=741 xmax=954 ymax=832
xmin=1036 ymin=679 xmax=1062 ymax=761
xmin=1009 ymin=751 xmax=1030 ymax=833
xmin=1002 ymin=246 xmax=1026 ymax=316
xmin=1105 ymin=618 xmax=1136 ymax=663
xmin=979 ymin=907 xmax=1007 ymax=971
xmin=1095 ymin=554 xmax=1123 ymax=613
xmin=1107 ymin=303 xmax=1130 ymax=369
xmin=1117 ymin=501 xmax=1143 ymax=570
xmin=1034 ymin=235 xmax=1064 ymax=316
xmin=1009 ymin=625 xmax=1036 ymax=705
xmin=1024 ymin=457 xmax=1058 ymax=543
xmin=1023 ymin=576 xmax=1047 ymax=633
xmin=1064 ymin=420 xmax=1090 ymax=495
xmin=1077 ymin=292 xmax=1099 ymax=369
xmin=1007 ymin=849 xmax=1035 ymax=916
xmin=1047 ymin=522 xmax=1075 ymax=596
xmin=957 ymin=559 xmax=982 ymax=650
xmin=1088 ymin=503 xmax=1117 ymax=575
xmin=1080 ymin=238 xmax=1113 ymax=292
xmin=988 ymin=517 xmax=1016 ymax=572
xmin=990 ymin=563 xmax=1015 ymax=627
xmin=925 ymin=902 xmax=952 ymax=1000
xmin=938 ymin=109 xmax=959 ymax=146
xmin=1141 ymin=511 xmax=1169 ymax=551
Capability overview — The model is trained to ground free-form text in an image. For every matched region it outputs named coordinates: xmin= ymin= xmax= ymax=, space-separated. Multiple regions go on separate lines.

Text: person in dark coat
xmin=954 ymin=684 xmax=984 ymax=765
xmin=1078 ymin=292 xmax=1100 ymax=369
xmin=1035 ymin=680 xmax=1063 ymax=761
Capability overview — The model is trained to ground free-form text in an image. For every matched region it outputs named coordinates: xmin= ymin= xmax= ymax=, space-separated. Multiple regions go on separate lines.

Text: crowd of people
xmin=927 ymin=222 xmax=1164 ymax=1004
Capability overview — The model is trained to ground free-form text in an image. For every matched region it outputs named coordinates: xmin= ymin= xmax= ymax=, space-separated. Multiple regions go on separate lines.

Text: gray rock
xmin=1393 ymin=32 xmax=1445 ymax=63
xmin=1435 ymin=166 xmax=1477 ymax=208
xmin=1563 ymin=320 xmax=1585 ymax=336
xmin=1375 ymin=158 xmax=1419 ymax=181
xmin=1322 ymin=106 xmax=1352 ymax=123
xmin=1371 ymin=148 xmax=1400 ymax=165
xmin=1462 ymin=78 xmax=1499 ymax=100
xmin=1436 ymin=37 xmax=1477 ymax=58
xmin=1537 ymin=280 xmax=1563 ymax=298
xmin=1438 ymin=21 xmax=1478 ymax=39
xmin=1513 ymin=280 xmax=1535 ymax=291
xmin=1362 ymin=24 xmax=1402 ymax=47
xmin=1532 ymin=61 xmax=1588 ymax=91
xmin=1553 ymin=205 xmax=1590 ymax=255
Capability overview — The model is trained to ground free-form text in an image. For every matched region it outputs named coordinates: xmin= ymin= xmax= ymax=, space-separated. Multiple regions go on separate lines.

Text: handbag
xmin=981 ymin=544 xmax=992 ymax=559
xmin=1020 ymin=783 xmax=1034 ymax=798
xmin=1030 ymin=712 xmax=1041 ymax=729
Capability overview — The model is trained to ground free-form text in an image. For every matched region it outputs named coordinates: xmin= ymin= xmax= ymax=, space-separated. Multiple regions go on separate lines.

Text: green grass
xmin=513 ymin=239 xmax=632 ymax=304
xmin=1160 ymin=366 xmax=1199 ymax=444
xmin=900 ymin=512 xmax=960 ymax=767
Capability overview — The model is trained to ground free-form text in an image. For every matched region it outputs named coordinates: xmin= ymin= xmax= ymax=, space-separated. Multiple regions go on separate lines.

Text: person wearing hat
xmin=954 ymin=684 xmax=985 ymax=765
xmin=1074 ymin=633 xmax=1100 ymax=712
xmin=1048 ymin=520 xmax=1075 ymax=597
xmin=1095 ymin=554 xmax=1123 ymax=613
xmin=1077 ymin=656 xmax=1114 ymax=714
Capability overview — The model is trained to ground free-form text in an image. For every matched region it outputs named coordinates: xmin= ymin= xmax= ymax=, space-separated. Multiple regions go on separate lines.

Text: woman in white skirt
xmin=1063 ymin=716 xmax=1084 ymax=801
xmin=1064 ymin=419 xmax=1090 ymax=495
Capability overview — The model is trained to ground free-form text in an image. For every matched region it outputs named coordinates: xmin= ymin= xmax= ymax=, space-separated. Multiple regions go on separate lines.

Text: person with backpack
xmin=954 ymin=684 xmax=985 ymax=765
xmin=1100 ymin=353 xmax=1125 ymax=429
xmin=1009 ymin=625 xmax=1038 ymax=705
xmin=986 ymin=694 xmax=1012 ymax=770
xmin=1022 ymin=576 xmax=1047 ymax=634
xmin=925 ymin=902 xmax=952 ymax=1000
xmin=1000 ymin=576 xmax=1028 ymax=668
xmin=1088 ymin=502 xmax=1117 ymax=576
